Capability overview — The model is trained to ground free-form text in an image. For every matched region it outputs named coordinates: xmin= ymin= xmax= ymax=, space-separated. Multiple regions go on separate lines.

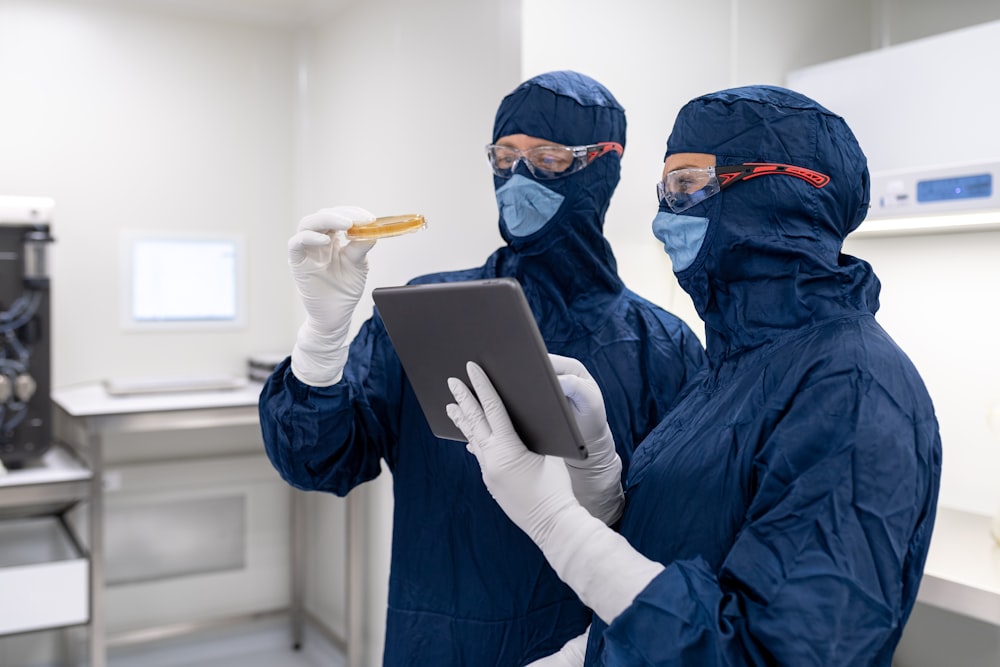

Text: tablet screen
xmin=372 ymin=277 xmax=587 ymax=460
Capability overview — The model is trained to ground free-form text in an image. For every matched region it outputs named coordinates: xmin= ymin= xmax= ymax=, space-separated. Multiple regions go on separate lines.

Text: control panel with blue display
xmin=866 ymin=160 xmax=1000 ymax=220
xmin=916 ymin=172 xmax=992 ymax=203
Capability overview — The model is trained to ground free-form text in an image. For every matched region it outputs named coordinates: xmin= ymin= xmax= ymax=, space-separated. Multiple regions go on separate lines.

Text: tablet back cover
xmin=372 ymin=277 xmax=587 ymax=460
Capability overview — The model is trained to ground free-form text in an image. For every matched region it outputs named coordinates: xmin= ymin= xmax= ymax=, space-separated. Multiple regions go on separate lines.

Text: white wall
xmin=787 ymin=20 xmax=1000 ymax=174
xmin=877 ymin=0 xmax=1000 ymax=46
xmin=0 ymin=0 xmax=298 ymax=387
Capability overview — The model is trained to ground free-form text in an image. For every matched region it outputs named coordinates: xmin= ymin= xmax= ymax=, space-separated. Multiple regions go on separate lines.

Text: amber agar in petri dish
xmin=346 ymin=214 xmax=426 ymax=240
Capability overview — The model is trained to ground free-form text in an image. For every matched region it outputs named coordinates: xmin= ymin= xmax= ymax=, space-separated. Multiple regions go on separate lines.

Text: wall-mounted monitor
xmin=120 ymin=232 xmax=246 ymax=331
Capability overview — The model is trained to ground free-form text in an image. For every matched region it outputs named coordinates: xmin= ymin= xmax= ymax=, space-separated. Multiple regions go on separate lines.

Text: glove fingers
xmin=342 ymin=237 xmax=377 ymax=263
xmin=445 ymin=403 xmax=482 ymax=458
xmin=298 ymin=210 xmax=351 ymax=233
xmin=288 ymin=230 xmax=332 ymax=265
xmin=299 ymin=206 xmax=375 ymax=233
xmin=548 ymin=353 xmax=587 ymax=378
xmin=445 ymin=403 xmax=469 ymax=437
xmin=554 ymin=365 xmax=609 ymax=447
xmin=446 ymin=377 xmax=491 ymax=443
xmin=296 ymin=230 xmax=335 ymax=247
xmin=465 ymin=362 xmax=517 ymax=437
xmin=556 ymin=374 xmax=588 ymax=407
xmin=328 ymin=205 xmax=377 ymax=220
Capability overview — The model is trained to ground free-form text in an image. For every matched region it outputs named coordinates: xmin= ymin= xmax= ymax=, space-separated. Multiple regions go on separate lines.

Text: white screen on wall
xmin=122 ymin=234 xmax=245 ymax=329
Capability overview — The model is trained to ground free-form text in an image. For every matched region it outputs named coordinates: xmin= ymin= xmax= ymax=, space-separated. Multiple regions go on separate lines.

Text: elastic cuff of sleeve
xmin=290 ymin=353 xmax=345 ymax=387
xmin=291 ymin=328 xmax=349 ymax=386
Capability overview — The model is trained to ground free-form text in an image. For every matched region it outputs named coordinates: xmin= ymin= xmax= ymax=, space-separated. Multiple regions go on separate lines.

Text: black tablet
xmin=372 ymin=277 xmax=588 ymax=460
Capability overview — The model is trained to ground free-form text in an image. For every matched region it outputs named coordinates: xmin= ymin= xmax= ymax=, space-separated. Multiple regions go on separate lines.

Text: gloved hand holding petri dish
xmin=346 ymin=214 xmax=426 ymax=240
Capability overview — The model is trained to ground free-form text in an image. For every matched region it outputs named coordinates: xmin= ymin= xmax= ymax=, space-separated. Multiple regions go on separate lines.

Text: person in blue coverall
xmin=447 ymin=85 xmax=943 ymax=666
xmin=258 ymin=70 xmax=706 ymax=666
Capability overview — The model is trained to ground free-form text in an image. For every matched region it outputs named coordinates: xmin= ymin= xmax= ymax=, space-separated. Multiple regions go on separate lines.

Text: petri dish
xmin=346 ymin=214 xmax=427 ymax=240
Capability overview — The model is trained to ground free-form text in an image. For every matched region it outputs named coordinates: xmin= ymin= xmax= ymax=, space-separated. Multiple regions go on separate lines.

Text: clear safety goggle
xmin=656 ymin=162 xmax=831 ymax=213
xmin=486 ymin=141 xmax=623 ymax=180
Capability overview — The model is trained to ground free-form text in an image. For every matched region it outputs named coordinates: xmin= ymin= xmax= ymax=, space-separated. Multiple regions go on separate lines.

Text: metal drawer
xmin=0 ymin=516 xmax=88 ymax=635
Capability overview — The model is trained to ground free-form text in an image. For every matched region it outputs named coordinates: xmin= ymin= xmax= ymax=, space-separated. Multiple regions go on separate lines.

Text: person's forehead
xmin=663 ymin=152 xmax=715 ymax=175
xmin=495 ymin=134 xmax=565 ymax=149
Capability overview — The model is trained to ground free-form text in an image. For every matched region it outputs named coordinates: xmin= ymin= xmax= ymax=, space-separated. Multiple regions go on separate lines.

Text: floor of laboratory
xmin=107 ymin=617 xmax=346 ymax=667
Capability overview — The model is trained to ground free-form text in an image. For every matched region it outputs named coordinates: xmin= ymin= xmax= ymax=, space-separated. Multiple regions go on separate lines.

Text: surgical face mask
xmin=495 ymin=175 xmax=565 ymax=237
xmin=651 ymin=210 xmax=710 ymax=272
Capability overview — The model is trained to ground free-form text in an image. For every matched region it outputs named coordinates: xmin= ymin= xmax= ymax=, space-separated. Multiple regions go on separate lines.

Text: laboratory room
xmin=1 ymin=0 xmax=999 ymax=665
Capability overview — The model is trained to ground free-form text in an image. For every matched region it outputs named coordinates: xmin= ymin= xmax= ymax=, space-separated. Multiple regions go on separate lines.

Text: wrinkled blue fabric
xmin=585 ymin=85 xmax=942 ymax=666
xmin=651 ymin=210 xmax=710 ymax=271
xmin=496 ymin=174 xmax=566 ymax=236
xmin=259 ymin=70 xmax=707 ymax=666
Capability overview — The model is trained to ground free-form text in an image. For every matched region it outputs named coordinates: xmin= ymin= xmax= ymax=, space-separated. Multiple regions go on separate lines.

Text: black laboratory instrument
xmin=0 ymin=196 xmax=55 ymax=469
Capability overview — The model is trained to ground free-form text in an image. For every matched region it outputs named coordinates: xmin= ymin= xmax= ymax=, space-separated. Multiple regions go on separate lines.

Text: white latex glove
xmin=550 ymin=354 xmax=623 ymax=525
xmin=288 ymin=206 xmax=376 ymax=386
xmin=524 ymin=629 xmax=588 ymax=666
xmin=447 ymin=362 xmax=664 ymax=624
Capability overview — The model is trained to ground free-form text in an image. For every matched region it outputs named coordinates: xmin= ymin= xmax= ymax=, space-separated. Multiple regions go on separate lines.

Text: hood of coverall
xmin=663 ymin=85 xmax=880 ymax=364
xmin=490 ymin=71 xmax=625 ymax=339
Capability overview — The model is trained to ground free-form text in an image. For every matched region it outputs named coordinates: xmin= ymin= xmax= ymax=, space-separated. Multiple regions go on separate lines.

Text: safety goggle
xmin=486 ymin=141 xmax=623 ymax=180
xmin=656 ymin=163 xmax=831 ymax=213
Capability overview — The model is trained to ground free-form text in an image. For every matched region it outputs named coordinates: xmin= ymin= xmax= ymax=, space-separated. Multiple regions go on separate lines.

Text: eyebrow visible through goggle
xmin=714 ymin=163 xmax=830 ymax=189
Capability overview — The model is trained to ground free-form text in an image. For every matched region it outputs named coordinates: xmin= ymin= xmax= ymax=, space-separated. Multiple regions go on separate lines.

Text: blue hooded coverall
xmin=258 ymin=71 xmax=707 ymax=666
xmin=583 ymin=86 xmax=942 ymax=666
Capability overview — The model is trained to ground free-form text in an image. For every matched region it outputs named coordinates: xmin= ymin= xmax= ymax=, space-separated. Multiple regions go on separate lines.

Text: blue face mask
xmin=495 ymin=175 xmax=566 ymax=237
xmin=651 ymin=210 xmax=710 ymax=272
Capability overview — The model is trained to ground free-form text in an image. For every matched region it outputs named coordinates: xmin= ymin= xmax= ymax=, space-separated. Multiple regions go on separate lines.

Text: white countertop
xmin=51 ymin=380 xmax=264 ymax=418
xmin=918 ymin=506 xmax=1000 ymax=625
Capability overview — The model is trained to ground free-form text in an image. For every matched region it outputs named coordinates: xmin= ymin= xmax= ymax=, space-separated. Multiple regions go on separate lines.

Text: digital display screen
xmin=131 ymin=238 xmax=238 ymax=322
xmin=916 ymin=173 xmax=992 ymax=203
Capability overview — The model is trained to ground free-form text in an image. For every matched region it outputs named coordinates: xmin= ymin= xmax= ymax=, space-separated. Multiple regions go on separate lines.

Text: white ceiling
xmin=122 ymin=0 xmax=356 ymax=26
